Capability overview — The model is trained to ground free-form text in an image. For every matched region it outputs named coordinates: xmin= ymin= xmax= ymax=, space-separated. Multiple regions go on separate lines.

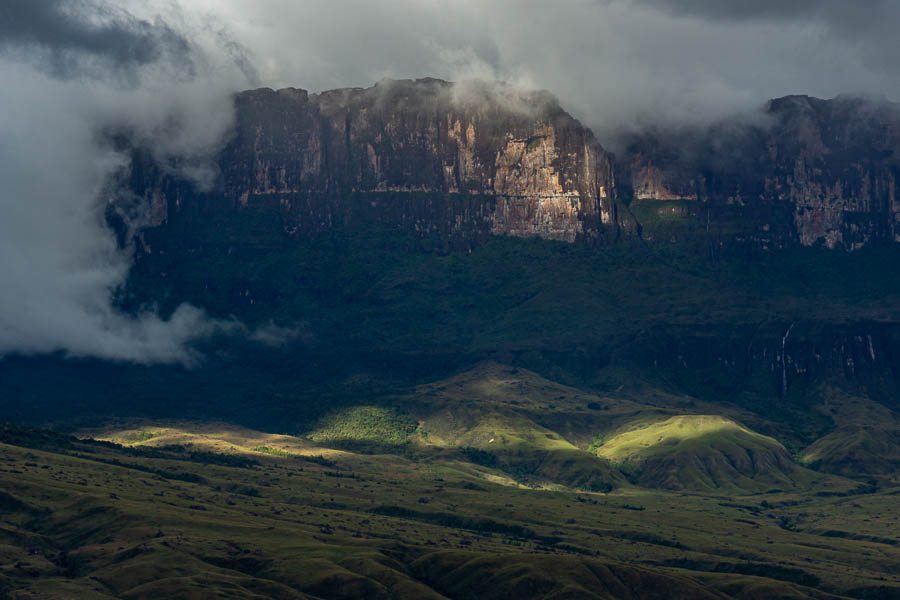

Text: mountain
xmin=24 ymin=83 xmax=900 ymax=486
xmin=123 ymin=81 xmax=900 ymax=254
xmin=4 ymin=79 xmax=900 ymax=598
xmin=9 ymin=81 xmax=898 ymax=482
xmin=126 ymin=78 xmax=632 ymax=249
xmin=620 ymin=94 xmax=900 ymax=251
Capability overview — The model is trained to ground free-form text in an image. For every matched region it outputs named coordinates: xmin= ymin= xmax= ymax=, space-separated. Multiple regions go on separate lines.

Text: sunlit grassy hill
xmin=77 ymin=364 xmax=866 ymax=496
xmin=594 ymin=415 xmax=820 ymax=492
xmin=1 ymin=421 xmax=898 ymax=599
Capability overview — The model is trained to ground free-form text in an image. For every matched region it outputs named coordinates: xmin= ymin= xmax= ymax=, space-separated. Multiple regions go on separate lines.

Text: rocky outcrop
xmin=129 ymin=78 xmax=630 ymax=246
xmin=620 ymin=95 xmax=900 ymax=250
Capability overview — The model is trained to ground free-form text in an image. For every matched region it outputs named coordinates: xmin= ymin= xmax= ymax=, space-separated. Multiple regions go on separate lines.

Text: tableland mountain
xmin=111 ymin=77 xmax=900 ymax=456
xmin=2 ymin=78 xmax=900 ymax=599
xmin=126 ymin=78 xmax=630 ymax=248
xmin=2 ymin=75 xmax=896 ymax=474
xmin=127 ymin=78 xmax=900 ymax=251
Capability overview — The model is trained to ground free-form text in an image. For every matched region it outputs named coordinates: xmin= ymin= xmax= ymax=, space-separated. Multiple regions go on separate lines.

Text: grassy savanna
xmin=75 ymin=363 xmax=896 ymax=496
xmin=1 ymin=419 xmax=898 ymax=599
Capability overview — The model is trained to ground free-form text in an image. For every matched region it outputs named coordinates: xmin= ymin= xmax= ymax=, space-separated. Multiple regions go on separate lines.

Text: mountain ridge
xmin=620 ymin=92 xmax=900 ymax=251
xmin=126 ymin=77 xmax=631 ymax=249
xmin=122 ymin=78 xmax=900 ymax=254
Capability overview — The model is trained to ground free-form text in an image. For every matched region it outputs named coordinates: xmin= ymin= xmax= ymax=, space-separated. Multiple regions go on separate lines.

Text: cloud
xmin=625 ymin=0 xmax=900 ymax=85
xmin=246 ymin=321 xmax=315 ymax=348
xmin=0 ymin=1 xmax=253 ymax=365
xmin=0 ymin=0 xmax=196 ymax=81
xmin=628 ymin=0 xmax=892 ymax=28
xmin=179 ymin=0 xmax=900 ymax=139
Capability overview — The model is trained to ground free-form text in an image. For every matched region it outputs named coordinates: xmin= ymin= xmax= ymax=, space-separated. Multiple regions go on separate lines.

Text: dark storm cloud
xmin=630 ymin=0 xmax=900 ymax=55
xmin=631 ymin=0 xmax=900 ymax=83
xmin=631 ymin=0 xmax=827 ymax=20
xmin=630 ymin=0 xmax=891 ymax=25
xmin=0 ymin=0 xmax=196 ymax=78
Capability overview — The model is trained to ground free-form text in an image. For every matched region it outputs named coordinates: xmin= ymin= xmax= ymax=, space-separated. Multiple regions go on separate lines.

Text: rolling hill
xmin=1 ymin=421 xmax=897 ymax=599
xmin=595 ymin=415 xmax=817 ymax=493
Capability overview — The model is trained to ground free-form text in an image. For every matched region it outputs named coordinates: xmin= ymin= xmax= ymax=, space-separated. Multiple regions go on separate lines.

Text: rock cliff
xmin=128 ymin=78 xmax=630 ymax=246
xmin=127 ymin=84 xmax=900 ymax=252
xmin=619 ymin=95 xmax=900 ymax=250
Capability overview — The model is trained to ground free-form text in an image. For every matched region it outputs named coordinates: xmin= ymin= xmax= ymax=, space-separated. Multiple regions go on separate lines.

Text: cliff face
xmin=128 ymin=84 xmax=900 ymax=252
xmin=130 ymin=78 xmax=628 ymax=246
xmin=620 ymin=95 xmax=900 ymax=250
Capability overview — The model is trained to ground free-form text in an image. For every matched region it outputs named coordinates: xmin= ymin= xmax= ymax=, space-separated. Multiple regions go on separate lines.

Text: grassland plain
xmin=1 ymin=416 xmax=898 ymax=600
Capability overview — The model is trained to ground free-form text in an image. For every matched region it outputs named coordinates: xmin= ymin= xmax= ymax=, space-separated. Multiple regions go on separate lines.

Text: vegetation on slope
xmin=4 ymin=211 xmax=900 ymax=461
xmin=595 ymin=416 xmax=817 ymax=492
xmin=304 ymin=405 xmax=418 ymax=452
xmin=0 ymin=422 xmax=897 ymax=599
xmin=799 ymin=387 xmax=900 ymax=483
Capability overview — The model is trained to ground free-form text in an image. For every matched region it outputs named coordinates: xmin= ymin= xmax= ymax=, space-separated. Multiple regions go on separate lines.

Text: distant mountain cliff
xmin=127 ymin=78 xmax=631 ymax=247
xmin=620 ymin=94 xmax=900 ymax=250
xmin=125 ymin=80 xmax=900 ymax=252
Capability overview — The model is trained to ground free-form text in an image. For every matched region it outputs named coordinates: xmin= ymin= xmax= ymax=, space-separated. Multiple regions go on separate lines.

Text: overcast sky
xmin=182 ymin=0 xmax=900 ymax=132
xmin=1 ymin=0 xmax=898 ymax=364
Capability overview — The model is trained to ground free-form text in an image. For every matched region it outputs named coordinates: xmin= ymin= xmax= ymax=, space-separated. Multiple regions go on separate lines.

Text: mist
xmin=2 ymin=0 xmax=899 ymax=364
xmin=190 ymin=0 xmax=900 ymax=138
xmin=0 ymin=1 xmax=251 ymax=364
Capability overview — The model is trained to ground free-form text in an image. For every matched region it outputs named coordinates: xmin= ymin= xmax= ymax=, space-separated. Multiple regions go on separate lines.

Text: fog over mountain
xmin=0 ymin=1 xmax=250 ymax=363
xmin=192 ymin=0 xmax=900 ymax=133
xmin=2 ymin=0 xmax=900 ymax=363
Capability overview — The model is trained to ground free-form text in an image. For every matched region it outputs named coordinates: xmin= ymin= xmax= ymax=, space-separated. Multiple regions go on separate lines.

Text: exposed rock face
xmin=620 ymin=95 xmax=900 ymax=250
xmin=128 ymin=85 xmax=900 ymax=251
xmin=130 ymin=78 xmax=629 ymax=246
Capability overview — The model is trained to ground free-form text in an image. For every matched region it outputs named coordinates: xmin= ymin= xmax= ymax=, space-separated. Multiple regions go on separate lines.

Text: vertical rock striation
xmin=620 ymin=95 xmax=900 ymax=250
xmin=129 ymin=78 xmax=630 ymax=247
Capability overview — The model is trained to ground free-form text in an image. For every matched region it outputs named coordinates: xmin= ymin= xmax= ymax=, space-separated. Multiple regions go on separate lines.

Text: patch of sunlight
xmin=78 ymin=421 xmax=349 ymax=458
xmin=596 ymin=415 xmax=780 ymax=461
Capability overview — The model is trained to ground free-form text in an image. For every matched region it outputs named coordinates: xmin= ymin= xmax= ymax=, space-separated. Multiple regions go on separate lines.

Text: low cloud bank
xmin=0 ymin=1 xmax=254 ymax=365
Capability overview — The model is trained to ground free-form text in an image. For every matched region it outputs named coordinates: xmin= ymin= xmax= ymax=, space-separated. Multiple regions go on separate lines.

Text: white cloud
xmin=177 ymin=0 xmax=900 ymax=137
xmin=0 ymin=2 xmax=251 ymax=364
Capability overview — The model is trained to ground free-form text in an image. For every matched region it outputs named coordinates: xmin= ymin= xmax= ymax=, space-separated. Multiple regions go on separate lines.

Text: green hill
xmin=802 ymin=426 xmax=900 ymax=481
xmin=1 ymin=422 xmax=895 ymax=599
xmin=595 ymin=416 xmax=817 ymax=493
xmin=799 ymin=387 xmax=900 ymax=484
